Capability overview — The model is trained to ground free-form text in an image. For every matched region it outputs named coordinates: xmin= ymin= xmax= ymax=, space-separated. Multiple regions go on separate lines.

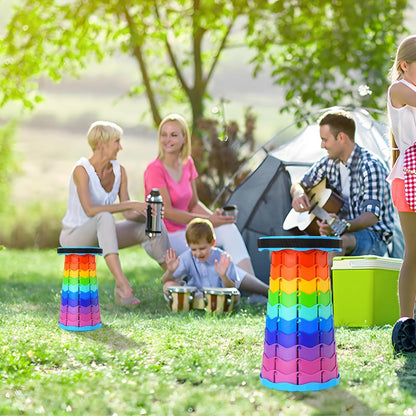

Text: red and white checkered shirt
xmin=403 ymin=143 xmax=416 ymax=211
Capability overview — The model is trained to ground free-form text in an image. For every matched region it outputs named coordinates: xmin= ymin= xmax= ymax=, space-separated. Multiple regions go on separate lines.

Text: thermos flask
xmin=145 ymin=189 xmax=163 ymax=238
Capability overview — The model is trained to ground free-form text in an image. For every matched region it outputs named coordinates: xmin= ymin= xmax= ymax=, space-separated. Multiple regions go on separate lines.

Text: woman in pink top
xmin=144 ymin=114 xmax=268 ymax=298
xmin=387 ymin=35 xmax=416 ymax=351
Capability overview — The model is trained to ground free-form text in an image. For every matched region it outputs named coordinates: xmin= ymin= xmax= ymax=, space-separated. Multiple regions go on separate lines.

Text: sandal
xmin=114 ymin=289 xmax=141 ymax=308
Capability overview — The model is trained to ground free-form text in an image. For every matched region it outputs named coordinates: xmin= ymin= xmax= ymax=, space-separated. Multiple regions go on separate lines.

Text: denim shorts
xmin=350 ymin=228 xmax=387 ymax=257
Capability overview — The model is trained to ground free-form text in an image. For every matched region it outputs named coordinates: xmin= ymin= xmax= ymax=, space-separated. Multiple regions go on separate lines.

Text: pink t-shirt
xmin=144 ymin=157 xmax=198 ymax=232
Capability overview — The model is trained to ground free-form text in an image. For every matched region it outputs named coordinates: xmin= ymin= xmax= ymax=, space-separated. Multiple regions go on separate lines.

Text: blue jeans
xmin=350 ymin=229 xmax=387 ymax=257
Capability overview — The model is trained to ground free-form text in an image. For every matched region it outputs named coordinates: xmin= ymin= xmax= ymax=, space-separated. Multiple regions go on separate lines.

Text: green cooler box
xmin=332 ymin=256 xmax=402 ymax=327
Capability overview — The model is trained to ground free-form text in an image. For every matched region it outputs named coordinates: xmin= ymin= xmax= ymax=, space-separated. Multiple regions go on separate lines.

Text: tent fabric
xmin=226 ymin=155 xmax=294 ymax=282
xmin=221 ymin=107 xmax=404 ymax=283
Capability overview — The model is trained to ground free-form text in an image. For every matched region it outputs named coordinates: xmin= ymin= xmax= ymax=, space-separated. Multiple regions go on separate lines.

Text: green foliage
xmin=1 ymin=247 xmax=416 ymax=415
xmin=0 ymin=0 xmax=107 ymax=109
xmin=0 ymin=0 xmax=257 ymax=128
xmin=0 ymin=1 xmax=408 ymax=127
xmin=247 ymin=0 xmax=409 ymax=119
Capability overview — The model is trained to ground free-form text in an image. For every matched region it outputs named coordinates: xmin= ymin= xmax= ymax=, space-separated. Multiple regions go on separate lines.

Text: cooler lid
xmin=332 ymin=256 xmax=402 ymax=271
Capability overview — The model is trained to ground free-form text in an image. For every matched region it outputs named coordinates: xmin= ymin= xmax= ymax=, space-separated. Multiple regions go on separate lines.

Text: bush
xmin=0 ymin=201 xmax=65 ymax=249
xmin=193 ymin=108 xmax=256 ymax=207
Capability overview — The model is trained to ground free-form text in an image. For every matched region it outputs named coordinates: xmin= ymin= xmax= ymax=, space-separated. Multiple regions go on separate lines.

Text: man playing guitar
xmin=290 ymin=110 xmax=395 ymax=260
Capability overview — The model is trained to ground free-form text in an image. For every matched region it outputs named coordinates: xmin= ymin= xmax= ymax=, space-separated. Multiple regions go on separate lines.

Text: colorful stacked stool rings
xmin=258 ymin=236 xmax=342 ymax=392
xmin=58 ymin=247 xmax=103 ymax=332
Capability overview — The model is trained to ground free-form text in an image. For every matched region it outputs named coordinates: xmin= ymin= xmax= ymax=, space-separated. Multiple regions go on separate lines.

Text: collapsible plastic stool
xmin=258 ymin=236 xmax=342 ymax=392
xmin=58 ymin=247 xmax=103 ymax=331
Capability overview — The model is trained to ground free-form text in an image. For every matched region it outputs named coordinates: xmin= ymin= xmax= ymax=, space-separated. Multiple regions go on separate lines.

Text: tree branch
xmin=192 ymin=0 xmax=204 ymax=93
xmin=202 ymin=20 xmax=235 ymax=91
xmin=123 ymin=5 xmax=161 ymax=125
xmin=154 ymin=2 xmax=191 ymax=98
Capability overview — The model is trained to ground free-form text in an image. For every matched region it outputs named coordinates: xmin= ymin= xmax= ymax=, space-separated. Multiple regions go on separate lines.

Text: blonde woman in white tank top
xmin=387 ymin=35 xmax=416 ymax=343
xmin=59 ymin=121 xmax=170 ymax=308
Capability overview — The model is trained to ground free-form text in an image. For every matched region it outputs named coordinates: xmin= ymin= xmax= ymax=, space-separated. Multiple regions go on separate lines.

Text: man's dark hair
xmin=318 ymin=111 xmax=356 ymax=142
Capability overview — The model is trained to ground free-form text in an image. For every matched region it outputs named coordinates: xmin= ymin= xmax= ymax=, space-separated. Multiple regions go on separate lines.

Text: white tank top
xmin=387 ymin=79 xmax=416 ymax=182
xmin=62 ymin=157 xmax=121 ymax=228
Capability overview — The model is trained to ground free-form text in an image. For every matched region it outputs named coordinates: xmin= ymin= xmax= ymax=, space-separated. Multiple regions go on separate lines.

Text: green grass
xmin=1 ymin=248 xmax=416 ymax=415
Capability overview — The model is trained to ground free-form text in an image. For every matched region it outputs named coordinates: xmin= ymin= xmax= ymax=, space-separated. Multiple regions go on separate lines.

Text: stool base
xmin=260 ymin=375 xmax=339 ymax=392
xmin=59 ymin=323 xmax=102 ymax=332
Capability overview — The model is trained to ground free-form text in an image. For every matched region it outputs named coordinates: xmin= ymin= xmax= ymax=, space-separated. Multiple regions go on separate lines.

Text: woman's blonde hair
xmin=87 ymin=121 xmax=123 ymax=151
xmin=389 ymin=34 xmax=416 ymax=82
xmin=157 ymin=113 xmax=192 ymax=163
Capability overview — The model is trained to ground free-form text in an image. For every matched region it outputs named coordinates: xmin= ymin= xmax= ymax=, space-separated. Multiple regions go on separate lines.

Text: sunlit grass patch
xmin=0 ymin=248 xmax=415 ymax=415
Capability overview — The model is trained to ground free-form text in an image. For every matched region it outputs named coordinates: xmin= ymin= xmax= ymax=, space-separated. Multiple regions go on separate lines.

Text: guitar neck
xmin=310 ymin=204 xmax=347 ymax=236
xmin=310 ymin=204 xmax=334 ymax=224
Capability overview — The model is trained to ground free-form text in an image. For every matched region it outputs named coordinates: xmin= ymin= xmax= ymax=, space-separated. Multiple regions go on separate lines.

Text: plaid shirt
xmin=301 ymin=144 xmax=394 ymax=244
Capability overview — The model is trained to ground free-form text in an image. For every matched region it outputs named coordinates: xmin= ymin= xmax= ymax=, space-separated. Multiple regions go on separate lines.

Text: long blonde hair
xmin=157 ymin=114 xmax=192 ymax=163
xmin=389 ymin=34 xmax=416 ymax=82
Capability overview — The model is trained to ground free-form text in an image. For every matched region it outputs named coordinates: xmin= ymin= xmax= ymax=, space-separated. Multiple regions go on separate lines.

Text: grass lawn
xmin=1 ymin=247 xmax=416 ymax=416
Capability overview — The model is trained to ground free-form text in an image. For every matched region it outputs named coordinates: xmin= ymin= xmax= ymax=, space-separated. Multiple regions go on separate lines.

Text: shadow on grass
xmin=396 ymin=352 xmax=416 ymax=396
xmin=78 ymin=323 xmax=144 ymax=351
xmin=290 ymin=386 xmax=376 ymax=414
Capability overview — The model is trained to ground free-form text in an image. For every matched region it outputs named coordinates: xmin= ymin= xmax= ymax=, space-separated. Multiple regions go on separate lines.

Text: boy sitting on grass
xmin=162 ymin=218 xmax=241 ymax=303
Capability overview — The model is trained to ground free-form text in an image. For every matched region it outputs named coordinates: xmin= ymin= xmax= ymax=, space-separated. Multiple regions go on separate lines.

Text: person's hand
xmin=292 ymin=193 xmax=311 ymax=212
xmin=164 ymin=248 xmax=180 ymax=273
xmin=215 ymin=253 xmax=231 ymax=278
xmin=208 ymin=212 xmax=235 ymax=227
xmin=132 ymin=201 xmax=148 ymax=215
xmin=148 ymin=203 xmax=163 ymax=218
xmin=317 ymin=213 xmax=338 ymax=236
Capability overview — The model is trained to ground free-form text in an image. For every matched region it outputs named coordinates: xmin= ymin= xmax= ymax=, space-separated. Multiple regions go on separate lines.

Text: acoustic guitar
xmin=283 ymin=178 xmax=348 ymax=236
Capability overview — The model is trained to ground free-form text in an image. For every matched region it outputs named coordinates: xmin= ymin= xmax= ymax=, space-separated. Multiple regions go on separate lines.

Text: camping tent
xmin=218 ymin=106 xmax=404 ymax=284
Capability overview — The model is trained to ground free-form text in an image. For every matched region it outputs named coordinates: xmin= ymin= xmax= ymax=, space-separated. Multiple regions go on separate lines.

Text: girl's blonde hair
xmin=87 ymin=121 xmax=123 ymax=151
xmin=390 ymin=34 xmax=416 ymax=82
xmin=157 ymin=113 xmax=192 ymax=163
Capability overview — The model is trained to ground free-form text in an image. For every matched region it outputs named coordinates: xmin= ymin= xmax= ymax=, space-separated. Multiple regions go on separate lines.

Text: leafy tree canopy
xmin=0 ymin=0 xmax=409 ymax=127
xmin=247 ymin=0 xmax=409 ymax=118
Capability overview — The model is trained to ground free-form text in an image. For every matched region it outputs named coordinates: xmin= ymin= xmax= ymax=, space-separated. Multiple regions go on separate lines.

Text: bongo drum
xmin=167 ymin=286 xmax=197 ymax=313
xmin=202 ymin=287 xmax=240 ymax=314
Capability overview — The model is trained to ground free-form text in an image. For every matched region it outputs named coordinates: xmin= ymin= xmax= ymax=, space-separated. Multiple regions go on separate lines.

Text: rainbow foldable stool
xmin=58 ymin=247 xmax=103 ymax=331
xmin=258 ymin=236 xmax=342 ymax=392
